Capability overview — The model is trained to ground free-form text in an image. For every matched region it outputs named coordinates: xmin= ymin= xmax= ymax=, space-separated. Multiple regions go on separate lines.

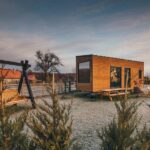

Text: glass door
xmin=110 ymin=66 xmax=122 ymax=88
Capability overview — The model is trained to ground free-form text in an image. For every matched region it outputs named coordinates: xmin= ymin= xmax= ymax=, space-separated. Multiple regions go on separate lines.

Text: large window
xmin=110 ymin=66 xmax=122 ymax=88
xmin=78 ymin=61 xmax=90 ymax=83
xmin=124 ymin=68 xmax=131 ymax=87
xmin=139 ymin=70 xmax=142 ymax=79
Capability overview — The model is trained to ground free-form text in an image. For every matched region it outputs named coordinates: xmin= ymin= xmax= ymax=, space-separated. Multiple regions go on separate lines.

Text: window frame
xmin=78 ymin=60 xmax=91 ymax=83
xmin=139 ymin=70 xmax=142 ymax=79
xmin=110 ymin=66 xmax=122 ymax=88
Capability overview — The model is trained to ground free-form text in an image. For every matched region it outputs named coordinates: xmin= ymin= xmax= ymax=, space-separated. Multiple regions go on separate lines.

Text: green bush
xmin=27 ymin=92 xmax=72 ymax=150
xmin=0 ymin=108 xmax=30 ymax=150
xmin=98 ymin=98 xmax=141 ymax=150
xmin=134 ymin=125 xmax=150 ymax=150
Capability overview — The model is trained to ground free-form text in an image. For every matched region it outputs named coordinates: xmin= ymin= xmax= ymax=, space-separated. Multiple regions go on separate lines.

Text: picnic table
xmin=101 ymin=88 xmax=133 ymax=101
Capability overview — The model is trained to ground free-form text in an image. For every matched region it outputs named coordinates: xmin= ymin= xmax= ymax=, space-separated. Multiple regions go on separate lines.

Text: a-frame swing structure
xmin=0 ymin=60 xmax=36 ymax=108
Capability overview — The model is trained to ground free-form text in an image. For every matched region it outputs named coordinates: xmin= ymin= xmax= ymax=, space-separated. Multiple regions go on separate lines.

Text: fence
xmin=6 ymin=81 xmax=76 ymax=98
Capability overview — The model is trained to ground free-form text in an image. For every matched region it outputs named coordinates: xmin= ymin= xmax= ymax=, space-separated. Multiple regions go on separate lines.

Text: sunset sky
xmin=0 ymin=0 xmax=150 ymax=74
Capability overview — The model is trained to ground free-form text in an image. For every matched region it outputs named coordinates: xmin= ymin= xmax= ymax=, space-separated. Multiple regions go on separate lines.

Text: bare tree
xmin=35 ymin=50 xmax=63 ymax=82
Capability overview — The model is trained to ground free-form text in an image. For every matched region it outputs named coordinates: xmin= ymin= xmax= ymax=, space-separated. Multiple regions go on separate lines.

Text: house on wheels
xmin=76 ymin=55 xmax=144 ymax=92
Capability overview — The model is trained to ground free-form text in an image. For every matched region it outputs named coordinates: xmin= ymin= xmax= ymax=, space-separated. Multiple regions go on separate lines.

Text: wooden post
xmin=0 ymin=81 xmax=2 ymax=108
xmin=69 ymin=81 xmax=71 ymax=92
xmin=0 ymin=81 xmax=2 ymax=92
xmin=42 ymin=81 xmax=44 ymax=96
xmin=125 ymin=70 xmax=129 ymax=100
xmin=64 ymin=81 xmax=66 ymax=93
xmin=52 ymin=71 xmax=55 ymax=94
xmin=18 ymin=60 xmax=36 ymax=108
xmin=18 ymin=73 xmax=23 ymax=94
xmin=24 ymin=60 xmax=36 ymax=108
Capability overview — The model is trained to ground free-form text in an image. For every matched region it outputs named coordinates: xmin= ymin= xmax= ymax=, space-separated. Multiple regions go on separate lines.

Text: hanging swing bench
xmin=0 ymin=60 xmax=36 ymax=108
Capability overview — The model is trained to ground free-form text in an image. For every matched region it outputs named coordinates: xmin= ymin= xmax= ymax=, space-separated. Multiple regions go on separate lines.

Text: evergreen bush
xmin=98 ymin=98 xmax=141 ymax=150
xmin=27 ymin=91 xmax=72 ymax=150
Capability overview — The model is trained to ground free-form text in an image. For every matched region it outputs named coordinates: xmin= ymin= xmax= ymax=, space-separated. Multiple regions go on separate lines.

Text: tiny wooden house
xmin=76 ymin=55 xmax=144 ymax=92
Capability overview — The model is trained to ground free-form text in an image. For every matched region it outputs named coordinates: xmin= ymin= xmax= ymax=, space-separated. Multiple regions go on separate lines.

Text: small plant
xmin=97 ymin=70 xmax=143 ymax=150
xmin=71 ymin=139 xmax=83 ymax=150
xmin=27 ymin=90 xmax=72 ymax=150
xmin=0 ymin=108 xmax=30 ymax=150
xmin=0 ymin=65 xmax=30 ymax=150
xmin=135 ymin=103 xmax=150 ymax=150
xmin=134 ymin=125 xmax=150 ymax=150
xmin=98 ymin=98 xmax=141 ymax=150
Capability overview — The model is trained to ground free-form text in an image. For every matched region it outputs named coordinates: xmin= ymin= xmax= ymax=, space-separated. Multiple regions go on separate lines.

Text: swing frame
xmin=0 ymin=60 xmax=36 ymax=108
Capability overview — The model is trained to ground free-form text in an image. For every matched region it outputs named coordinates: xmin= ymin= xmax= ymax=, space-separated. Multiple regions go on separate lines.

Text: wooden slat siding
xmin=76 ymin=55 xmax=93 ymax=92
xmin=92 ymin=55 xmax=144 ymax=92
xmin=76 ymin=55 xmax=144 ymax=92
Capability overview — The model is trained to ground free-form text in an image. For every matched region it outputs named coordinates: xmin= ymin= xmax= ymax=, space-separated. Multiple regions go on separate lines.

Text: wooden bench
xmin=101 ymin=88 xmax=132 ymax=101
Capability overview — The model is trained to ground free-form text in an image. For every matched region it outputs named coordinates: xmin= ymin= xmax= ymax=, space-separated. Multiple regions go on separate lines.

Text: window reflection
xmin=78 ymin=61 xmax=90 ymax=83
xmin=110 ymin=66 xmax=121 ymax=88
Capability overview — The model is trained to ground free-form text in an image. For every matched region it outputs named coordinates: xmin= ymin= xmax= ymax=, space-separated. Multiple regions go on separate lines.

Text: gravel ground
xmin=32 ymin=96 xmax=150 ymax=150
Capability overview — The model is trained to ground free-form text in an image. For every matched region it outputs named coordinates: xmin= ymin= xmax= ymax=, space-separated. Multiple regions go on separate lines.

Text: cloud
xmin=78 ymin=0 xmax=116 ymax=15
xmin=0 ymin=27 xmax=150 ymax=73
xmin=0 ymin=0 xmax=150 ymax=73
xmin=0 ymin=31 xmax=57 ymax=63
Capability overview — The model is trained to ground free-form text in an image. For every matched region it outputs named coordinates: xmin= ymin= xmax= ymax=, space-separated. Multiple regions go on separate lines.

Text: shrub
xmin=135 ymin=125 xmax=150 ymax=150
xmin=0 ymin=66 xmax=30 ymax=150
xmin=135 ymin=103 xmax=150 ymax=150
xmin=98 ymin=98 xmax=141 ymax=150
xmin=27 ymin=91 xmax=72 ymax=150
xmin=0 ymin=108 xmax=30 ymax=150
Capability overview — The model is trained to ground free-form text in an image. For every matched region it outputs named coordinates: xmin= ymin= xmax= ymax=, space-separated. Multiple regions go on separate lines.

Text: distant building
xmin=0 ymin=69 xmax=21 ymax=84
xmin=30 ymin=72 xmax=76 ymax=83
xmin=56 ymin=73 xmax=76 ymax=82
xmin=28 ymin=73 xmax=37 ymax=84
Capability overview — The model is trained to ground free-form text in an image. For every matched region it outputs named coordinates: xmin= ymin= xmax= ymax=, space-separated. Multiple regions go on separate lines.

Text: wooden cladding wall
xmin=92 ymin=55 xmax=144 ymax=92
xmin=76 ymin=55 xmax=144 ymax=92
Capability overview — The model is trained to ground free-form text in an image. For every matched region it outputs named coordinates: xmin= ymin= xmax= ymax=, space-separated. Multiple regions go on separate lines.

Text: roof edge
xmin=76 ymin=54 xmax=144 ymax=63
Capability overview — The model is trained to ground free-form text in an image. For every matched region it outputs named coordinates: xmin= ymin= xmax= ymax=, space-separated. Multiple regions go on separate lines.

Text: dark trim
xmin=76 ymin=54 xmax=144 ymax=63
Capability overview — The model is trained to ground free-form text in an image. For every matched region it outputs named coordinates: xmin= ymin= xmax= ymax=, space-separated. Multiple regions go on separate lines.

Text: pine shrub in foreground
xmin=134 ymin=103 xmax=150 ymax=150
xmin=135 ymin=125 xmax=150 ymax=150
xmin=0 ymin=68 xmax=31 ymax=150
xmin=0 ymin=108 xmax=30 ymax=150
xmin=27 ymin=91 xmax=72 ymax=150
xmin=98 ymin=98 xmax=141 ymax=150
